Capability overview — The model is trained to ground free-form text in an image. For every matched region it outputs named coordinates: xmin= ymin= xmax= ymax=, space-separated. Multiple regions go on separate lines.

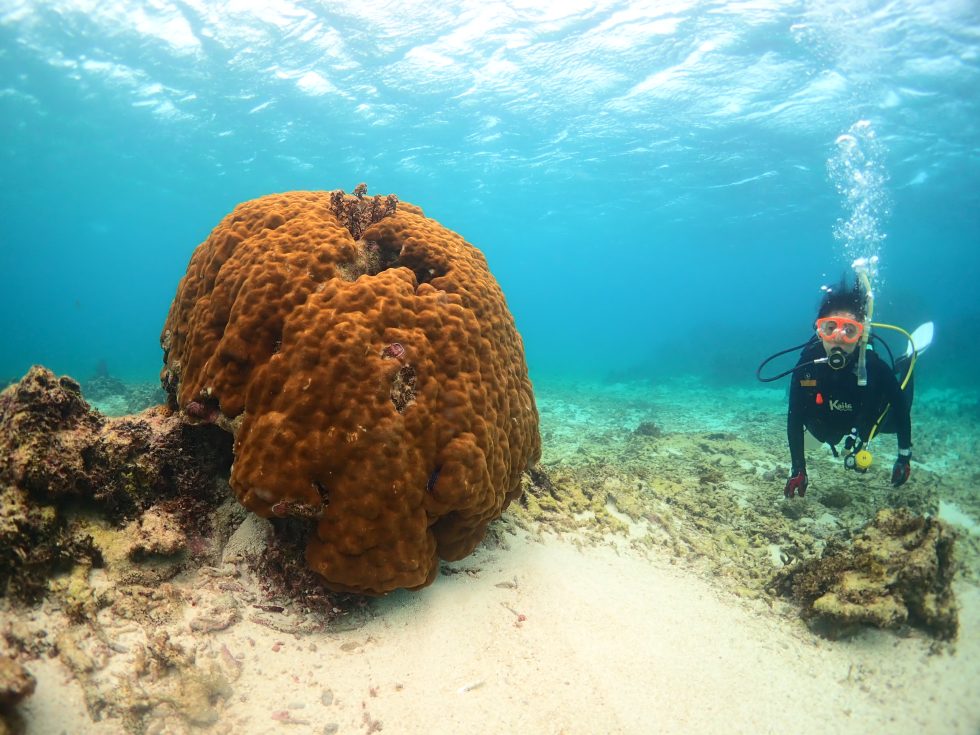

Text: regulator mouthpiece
xmin=827 ymin=348 xmax=848 ymax=370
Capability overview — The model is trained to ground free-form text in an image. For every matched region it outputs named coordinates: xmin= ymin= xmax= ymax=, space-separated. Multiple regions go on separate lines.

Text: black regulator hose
xmin=755 ymin=336 xmax=820 ymax=383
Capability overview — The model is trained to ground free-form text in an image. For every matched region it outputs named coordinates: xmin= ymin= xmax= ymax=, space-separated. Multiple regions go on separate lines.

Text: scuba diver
xmin=757 ymin=258 xmax=933 ymax=499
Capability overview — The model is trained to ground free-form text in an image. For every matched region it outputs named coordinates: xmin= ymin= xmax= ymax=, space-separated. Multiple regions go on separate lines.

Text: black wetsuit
xmin=788 ymin=341 xmax=912 ymax=473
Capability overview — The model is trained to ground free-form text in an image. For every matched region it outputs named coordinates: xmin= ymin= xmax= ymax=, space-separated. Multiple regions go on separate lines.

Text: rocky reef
xmin=0 ymin=365 xmax=238 ymax=730
xmin=0 ymin=366 xmax=233 ymax=603
xmin=0 ymin=366 xmax=370 ymax=732
xmin=776 ymin=508 xmax=958 ymax=640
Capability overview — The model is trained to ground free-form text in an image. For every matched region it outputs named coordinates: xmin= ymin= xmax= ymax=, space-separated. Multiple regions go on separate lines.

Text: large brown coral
xmin=161 ymin=188 xmax=540 ymax=594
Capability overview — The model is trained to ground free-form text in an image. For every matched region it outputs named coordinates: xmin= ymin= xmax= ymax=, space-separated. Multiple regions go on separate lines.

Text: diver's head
xmin=818 ymin=274 xmax=867 ymax=322
xmin=815 ymin=276 xmax=867 ymax=363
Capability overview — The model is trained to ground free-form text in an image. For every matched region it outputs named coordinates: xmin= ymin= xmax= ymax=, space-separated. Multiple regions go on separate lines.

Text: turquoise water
xmin=1 ymin=1 xmax=978 ymax=387
xmin=2 ymin=7 xmax=979 ymax=731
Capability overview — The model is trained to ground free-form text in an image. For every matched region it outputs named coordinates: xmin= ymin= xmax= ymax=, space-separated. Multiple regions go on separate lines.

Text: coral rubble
xmin=778 ymin=508 xmax=958 ymax=640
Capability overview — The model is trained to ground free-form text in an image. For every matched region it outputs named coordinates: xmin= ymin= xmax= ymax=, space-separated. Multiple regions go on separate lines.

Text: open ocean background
xmin=2 ymin=8 xmax=980 ymax=732
xmin=1 ymin=0 xmax=978 ymax=388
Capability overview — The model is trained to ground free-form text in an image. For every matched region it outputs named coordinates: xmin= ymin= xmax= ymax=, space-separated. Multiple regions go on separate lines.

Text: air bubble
xmin=826 ymin=120 xmax=891 ymax=272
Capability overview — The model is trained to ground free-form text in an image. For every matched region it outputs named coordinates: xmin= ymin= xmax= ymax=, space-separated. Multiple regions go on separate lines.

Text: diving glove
xmin=784 ymin=469 xmax=808 ymax=499
xmin=891 ymin=451 xmax=911 ymax=487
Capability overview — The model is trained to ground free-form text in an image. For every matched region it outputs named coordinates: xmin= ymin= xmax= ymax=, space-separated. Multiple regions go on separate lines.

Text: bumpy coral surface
xmin=161 ymin=188 xmax=540 ymax=594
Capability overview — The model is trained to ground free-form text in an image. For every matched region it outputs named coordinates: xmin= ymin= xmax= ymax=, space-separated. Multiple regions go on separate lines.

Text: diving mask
xmin=815 ymin=316 xmax=864 ymax=344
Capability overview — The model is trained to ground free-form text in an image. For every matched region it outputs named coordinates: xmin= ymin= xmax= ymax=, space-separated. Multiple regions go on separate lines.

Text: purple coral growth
xmin=381 ymin=342 xmax=406 ymax=360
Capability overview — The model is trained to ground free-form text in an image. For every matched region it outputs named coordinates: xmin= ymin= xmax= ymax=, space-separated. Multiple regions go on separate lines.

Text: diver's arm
xmin=784 ymin=374 xmax=810 ymax=497
xmin=787 ymin=374 xmax=807 ymax=472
